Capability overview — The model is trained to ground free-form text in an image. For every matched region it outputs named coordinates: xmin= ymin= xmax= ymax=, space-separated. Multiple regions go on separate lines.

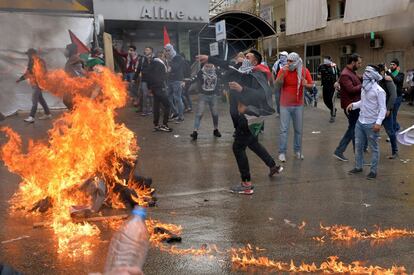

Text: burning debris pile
xmin=313 ymin=223 xmax=414 ymax=243
xmin=0 ymin=58 xmax=155 ymax=256
xmin=231 ymin=245 xmax=407 ymax=274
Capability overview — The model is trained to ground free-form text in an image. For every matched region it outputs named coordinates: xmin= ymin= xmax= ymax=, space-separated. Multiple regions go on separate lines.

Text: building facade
xmin=93 ymin=0 xmax=209 ymax=60
xmin=224 ymin=0 xmax=414 ymax=81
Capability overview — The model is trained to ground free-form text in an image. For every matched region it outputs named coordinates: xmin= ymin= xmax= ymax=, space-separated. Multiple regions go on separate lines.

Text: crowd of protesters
xmin=15 ymin=41 xmax=414 ymax=192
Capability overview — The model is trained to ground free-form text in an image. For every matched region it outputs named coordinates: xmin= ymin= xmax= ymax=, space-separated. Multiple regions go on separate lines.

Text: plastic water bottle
xmin=104 ymin=207 xmax=149 ymax=275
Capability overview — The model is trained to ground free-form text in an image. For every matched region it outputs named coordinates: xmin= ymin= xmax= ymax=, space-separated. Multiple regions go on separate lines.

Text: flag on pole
xmin=163 ymin=26 xmax=171 ymax=46
xmin=68 ymin=30 xmax=89 ymax=54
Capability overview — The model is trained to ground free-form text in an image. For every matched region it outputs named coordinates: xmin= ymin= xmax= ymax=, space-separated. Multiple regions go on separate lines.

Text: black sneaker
xmin=366 ymin=172 xmax=377 ymax=180
xmin=213 ymin=129 xmax=222 ymax=137
xmin=333 ymin=152 xmax=348 ymax=161
xmin=269 ymin=165 xmax=283 ymax=177
xmin=159 ymin=125 xmax=172 ymax=132
xmin=387 ymin=153 xmax=399 ymax=159
xmin=190 ymin=131 xmax=198 ymax=140
xmin=329 ymin=116 xmax=335 ymax=123
xmin=169 ymin=114 xmax=178 ymax=121
xmin=348 ymin=168 xmax=363 ymax=174
xmin=153 ymin=125 xmax=161 ymax=132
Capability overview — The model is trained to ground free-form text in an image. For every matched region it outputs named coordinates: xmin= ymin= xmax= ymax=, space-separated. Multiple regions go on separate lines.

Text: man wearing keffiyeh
xmin=276 ymin=52 xmax=313 ymax=162
xmin=272 ymin=51 xmax=288 ymax=115
xmin=347 ymin=65 xmax=387 ymax=180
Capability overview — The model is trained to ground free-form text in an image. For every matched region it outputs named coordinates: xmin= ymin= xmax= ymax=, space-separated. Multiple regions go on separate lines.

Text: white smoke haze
xmin=0 ymin=12 xmax=94 ymax=115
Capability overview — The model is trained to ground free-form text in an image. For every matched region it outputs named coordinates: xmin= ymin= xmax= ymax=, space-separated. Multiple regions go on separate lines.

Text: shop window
xmin=339 ymin=0 xmax=346 ymax=18
xmin=306 ymin=45 xmax=321 ymax=57
xmin=327 ymin=4 xmax=331 ymax=21
xmin=306 ymin=56 xmax=321 ymax=81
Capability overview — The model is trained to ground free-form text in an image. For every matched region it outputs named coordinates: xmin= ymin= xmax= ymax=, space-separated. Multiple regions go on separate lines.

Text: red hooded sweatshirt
xmin=254 ymin=64 xmax=272 ymax=82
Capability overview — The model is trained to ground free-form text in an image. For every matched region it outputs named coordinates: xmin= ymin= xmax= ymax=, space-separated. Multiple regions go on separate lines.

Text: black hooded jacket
xmin=208 ymin=56 xmax=275 ymax=135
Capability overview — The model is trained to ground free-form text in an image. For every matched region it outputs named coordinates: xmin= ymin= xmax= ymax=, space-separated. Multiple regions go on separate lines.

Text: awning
xmin=199 ymin=11 xmax=276 ymax=58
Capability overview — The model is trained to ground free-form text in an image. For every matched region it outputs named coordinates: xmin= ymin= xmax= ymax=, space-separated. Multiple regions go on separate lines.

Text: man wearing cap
xmin=16 ymin=48 xmax=52 ymax=123
xmin=276 ymin=52 xmax=314 ymax=162
xmin=347 ymin=65 xmax=386 ymax=179
xmin=196 ymin=50 xmax=283 ymax=195
xmin=386 ymin=59 xmax=404 ymax=133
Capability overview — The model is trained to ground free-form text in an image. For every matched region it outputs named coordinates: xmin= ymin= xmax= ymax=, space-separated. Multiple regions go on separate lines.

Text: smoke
xmin=0 ymin=12 xmax=94 ymax=115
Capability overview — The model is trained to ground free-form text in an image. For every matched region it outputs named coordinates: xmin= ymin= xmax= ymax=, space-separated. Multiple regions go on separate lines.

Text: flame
xmin=319 ymin=223 xmax=414 ymax=242
xmin=1 ymin=57 xmax=139 ymax=257
xmin=231 ymin=245 xmax=407 ymax=274
xmin=298 ymin=221 xmax=307 ymax=230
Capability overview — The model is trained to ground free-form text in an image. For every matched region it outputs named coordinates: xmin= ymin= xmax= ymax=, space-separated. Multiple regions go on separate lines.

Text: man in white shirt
xmin=346 ymin=65 xmax=386 ymax=179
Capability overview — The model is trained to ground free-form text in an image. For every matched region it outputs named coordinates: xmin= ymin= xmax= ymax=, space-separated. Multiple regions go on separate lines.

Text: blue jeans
xmin=279 ymin=105 xmax=303 ymax=154
xmin=194 ymin=94 xmax=219 ymax=130
xmin=140 ymin=81 xmax=153 ymax=114
xmin=382 ymin=115 xmax=398 ymax=155
xmin=168 ymin=81 xmax=184 ymax=119
xmin=335 ymin=109 xmax=360 ymax=154
xmin=355 ymin=121 xmax=380 ymax=174
xmin=392 ymin=96 xmax=402 ymax=132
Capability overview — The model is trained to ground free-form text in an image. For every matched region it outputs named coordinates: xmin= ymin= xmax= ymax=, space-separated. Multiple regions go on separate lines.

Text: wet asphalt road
xmin=0 ymin=99 xmax=414 ymax=275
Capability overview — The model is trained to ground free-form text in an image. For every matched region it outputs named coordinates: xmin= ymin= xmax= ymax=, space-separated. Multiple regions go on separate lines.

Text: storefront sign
xmin=93 ymin=0 xmax=209 ymax=23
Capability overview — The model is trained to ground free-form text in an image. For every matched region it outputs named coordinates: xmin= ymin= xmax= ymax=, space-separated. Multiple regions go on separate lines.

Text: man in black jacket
xmin=318 ymin=56 xmax=339 ymax=122
xmin=135 ymin=46 xmax=154 ymax=116
xmin=16 ymin=48 xmax=51 ymax=123
xmin=165 ymin=44 xmax=185 ymax=123
xmin=146 ymin=51 xmax=172 ymax=132
xmin=197 ymin=50 xmax=282 ymax=195
xmin=386 ymin=59 xmax=404 ymax=132
xmin=377 ymin=64 xmax=398 ymax=158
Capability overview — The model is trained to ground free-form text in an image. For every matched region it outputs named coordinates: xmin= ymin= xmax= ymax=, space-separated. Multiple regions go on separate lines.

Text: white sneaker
xmin=24 ymin=116 xmax=35 ymax=123
xmin=295 ymin=152 xmax=304 ymax=160
xmin=38 ymin=114 xmax=52 ymax=120
xmin=278 ymin=153 xmax=286 ymax=162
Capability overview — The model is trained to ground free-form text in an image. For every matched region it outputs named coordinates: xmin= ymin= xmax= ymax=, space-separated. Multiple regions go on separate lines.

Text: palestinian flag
xmin=69 ymin=30 xmax=89 ymax=54
xmin=244 ymin=114 xmax=265 ymax=137
xmin=163 ymin=26 xmax=171 ymax=46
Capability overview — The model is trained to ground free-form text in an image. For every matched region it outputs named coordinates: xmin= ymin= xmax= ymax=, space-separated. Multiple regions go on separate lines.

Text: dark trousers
xmin=322 ymin=85 xmax=335 ymax=115
xmin=152 ymin=88 xmax=170 ymax=126
xmin=335 ymin=109 xmax=360 ymax=154
xmin=30 ymin=86 xmax=50 ymax=117
xmin=233 ymin=133 xmax=276 ymax=182
xmin=229 ymin=90 xmax=239 ymax=129
xmin=182 ymin=83 xmax=193 ymax=110
xmin=392 ymin=96 xmax=402 ymax=132
xmin=382 ymin=114 xmax=398 ymax=154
